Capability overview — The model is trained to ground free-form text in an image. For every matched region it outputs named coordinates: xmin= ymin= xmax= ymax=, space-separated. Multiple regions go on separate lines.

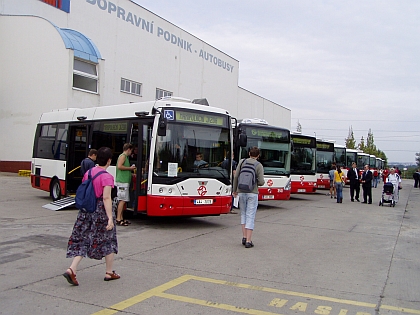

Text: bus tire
xmin=50 ymin=178 xmax=61 ymax=201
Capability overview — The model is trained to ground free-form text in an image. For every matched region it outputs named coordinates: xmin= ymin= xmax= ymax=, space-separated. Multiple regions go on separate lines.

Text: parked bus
xmin=315 ymin=140 xmax=335 ymax=190
xmin=31 ymin=97 xmax=233 ymax=216
xmin=290 ymin=133 xmax=317 ymax=193
xmin=234 ymin=118 xmax=291 ymax=201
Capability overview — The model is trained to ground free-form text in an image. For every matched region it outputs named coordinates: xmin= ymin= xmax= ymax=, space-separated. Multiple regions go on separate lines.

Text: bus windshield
xmin=335 ymin=148 xmax=346 ymax=167
xmin=239 ymin=141 xmax=290 ymax=176
xmin=316 ymin=151 xmax=333 ymax=173
xmin=238 ymin=126 xmax=290 ymax=176
xmin=346 ymin=152 xmax=357 ymax=168
xmin=291 ymin=147 xmax=316 ymax=174
xmin=152 ymin=122 xmax=231 ymax=180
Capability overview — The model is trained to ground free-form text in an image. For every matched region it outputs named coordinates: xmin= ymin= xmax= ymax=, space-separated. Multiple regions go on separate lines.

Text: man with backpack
xmin=232 ymin=147 xmax=265 ymax=248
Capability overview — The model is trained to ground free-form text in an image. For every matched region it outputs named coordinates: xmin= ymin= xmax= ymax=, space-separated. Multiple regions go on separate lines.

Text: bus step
xmin=42 ymin=197 xmax=75 ymax=211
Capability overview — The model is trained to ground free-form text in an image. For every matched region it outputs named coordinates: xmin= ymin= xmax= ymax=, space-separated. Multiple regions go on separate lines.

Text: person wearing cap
xmin=387 ymin=168 xmax=401 ymax=203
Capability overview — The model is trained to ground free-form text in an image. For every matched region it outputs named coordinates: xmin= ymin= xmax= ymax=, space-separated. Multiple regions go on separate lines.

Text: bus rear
xmin=290 ymin=133 xmax=317 ymax=193
xmin=234 ymin=119 xmax=291 ymax=201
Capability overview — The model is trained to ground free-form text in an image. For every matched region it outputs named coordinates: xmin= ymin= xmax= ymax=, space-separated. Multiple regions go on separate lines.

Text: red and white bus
xmin=290 ymin=133 xmax=317 ymax=193
xmin=315 ymin=140 xmax=335 ymax=190
xmin=31 ymin=97 xmax=234 ymax=216
xmin=234 ymin=118 xmax=291 ymax=201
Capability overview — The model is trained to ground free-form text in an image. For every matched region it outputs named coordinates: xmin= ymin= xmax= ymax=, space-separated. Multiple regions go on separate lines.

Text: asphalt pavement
xmin=0 ymin=172 xmax=419 ymax=315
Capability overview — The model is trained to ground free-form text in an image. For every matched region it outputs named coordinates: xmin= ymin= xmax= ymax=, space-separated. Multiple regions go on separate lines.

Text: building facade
xmin=0 ymin=0 xmax=291 ymax=172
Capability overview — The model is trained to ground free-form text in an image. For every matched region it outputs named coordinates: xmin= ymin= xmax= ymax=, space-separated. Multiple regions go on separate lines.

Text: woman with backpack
xmin=63 ymin=147 xmax=120 ymax=286
xmin=232 ymin=147 xmax=265 ymax=248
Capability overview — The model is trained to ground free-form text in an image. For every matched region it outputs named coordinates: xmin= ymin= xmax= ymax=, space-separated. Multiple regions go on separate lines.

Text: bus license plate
xmin=263 ymin=195 xmax=274 ymax=199
xmin=194 ymin=199 xmax=213 ymax=205
xmin=297 ymin=189 xmax=306 ymax=193
xmin=318 ymin=185 xmax=325 ymax=188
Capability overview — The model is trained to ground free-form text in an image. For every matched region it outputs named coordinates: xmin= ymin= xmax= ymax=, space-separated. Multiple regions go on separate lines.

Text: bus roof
xmin=38 ymin=98 xmax=230 ymax=124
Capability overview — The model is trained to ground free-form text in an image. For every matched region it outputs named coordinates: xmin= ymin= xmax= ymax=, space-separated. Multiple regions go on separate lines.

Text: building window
xmin=41 ymin=0 xmax=70 ymax=13
xmin=156 ymin=88 xmax=173 ymax=100
xmin=73 ymin=59 xmax=98 ymax=93
xmin=121 ymin=78 xmax=142 ymax=96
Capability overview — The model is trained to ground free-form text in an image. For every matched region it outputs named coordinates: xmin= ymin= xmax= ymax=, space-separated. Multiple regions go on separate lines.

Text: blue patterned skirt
xmin=66 ymin=199 xmax=118 ymax=260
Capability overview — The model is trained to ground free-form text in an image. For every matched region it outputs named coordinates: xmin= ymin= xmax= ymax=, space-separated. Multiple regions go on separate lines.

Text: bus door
xmin=128 ymin=120 xmax=153 ymax=213
xmin=67 ymin=124 xmax=91 ymax=194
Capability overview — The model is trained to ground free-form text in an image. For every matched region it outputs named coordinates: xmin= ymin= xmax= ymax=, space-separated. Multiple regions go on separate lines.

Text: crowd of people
xmin=328 ymin=164 xmax=405 ymax=205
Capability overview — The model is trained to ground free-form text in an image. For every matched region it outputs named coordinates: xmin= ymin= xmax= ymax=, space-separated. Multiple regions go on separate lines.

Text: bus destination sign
xmin=292 ymin=136 xmax=315 ymax=147
xmin=316 ymin=142 xmax=334 ymax=151
xmin=103 ymin=122 xmax=128 ymax=133
xmin=176 ymin=111 xmax=225 ymax=126
xmin=247 ymin=128 xmax=289 ymax=141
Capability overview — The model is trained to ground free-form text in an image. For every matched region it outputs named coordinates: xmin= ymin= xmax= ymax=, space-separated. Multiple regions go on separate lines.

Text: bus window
xmin=91 ymin=121 xmax=129 ymax=165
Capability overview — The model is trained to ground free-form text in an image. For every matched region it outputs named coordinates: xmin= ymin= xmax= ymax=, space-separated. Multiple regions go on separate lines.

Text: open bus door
xmin=128 ymin=120 xmax=153 ymax=213
xmin=67 ymin=124 xmax=91 ymax=194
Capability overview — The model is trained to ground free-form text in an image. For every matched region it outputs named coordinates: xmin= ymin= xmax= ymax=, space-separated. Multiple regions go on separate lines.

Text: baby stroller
xmin=379 ymin=182 xmax=395 ymax=207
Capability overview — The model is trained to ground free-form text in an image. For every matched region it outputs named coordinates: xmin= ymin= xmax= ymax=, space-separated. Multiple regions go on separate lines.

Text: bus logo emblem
xmin=267 ymin=179 xmax=273 ymax=187
xmin=197 ymin=185 xmax=207 ymax=196
xmin=164 ymin=110 xmax=174 ymax=120
xmin=300 ymin=176 xmax=305 ymax=185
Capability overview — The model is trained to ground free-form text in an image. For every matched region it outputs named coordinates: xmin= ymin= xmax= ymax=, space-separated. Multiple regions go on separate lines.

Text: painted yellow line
xmin=90 ymin=275 xmax=192 ymax=315
xmin=187 ymin=275 xmax=377 ymax=308
xmin=381 ymin=305 xmax=420 ymax=315
xmin=156 ymin=292 xmax=283 ymax=315
xmin=91 ymin=274 xmax=420 ymax=315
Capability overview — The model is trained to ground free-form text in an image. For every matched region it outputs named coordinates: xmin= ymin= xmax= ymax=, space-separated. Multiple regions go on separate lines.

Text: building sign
xmin=85 ymin=0 xmax=235 ymax=74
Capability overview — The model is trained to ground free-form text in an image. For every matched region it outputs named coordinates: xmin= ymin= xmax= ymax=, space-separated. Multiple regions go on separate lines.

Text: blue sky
xmin=134 ymin=0 xmax=420 ymax=163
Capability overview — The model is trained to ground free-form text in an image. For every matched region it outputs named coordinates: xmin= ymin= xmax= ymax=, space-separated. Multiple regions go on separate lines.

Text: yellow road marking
xmin=91 ymin=274 xmax=420 ymax=315
xmin=156 ymin=292 xmax=283 ymax=315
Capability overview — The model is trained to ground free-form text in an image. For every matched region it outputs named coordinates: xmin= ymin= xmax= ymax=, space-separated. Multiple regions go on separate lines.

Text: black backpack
xmin=237 ymin=159 xmax=260 ymax=192
xmin=75 ymin=169 xmax=106 ymax=213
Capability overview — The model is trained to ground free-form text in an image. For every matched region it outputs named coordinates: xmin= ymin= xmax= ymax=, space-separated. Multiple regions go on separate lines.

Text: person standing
xmin=361 ymin=164 xmax=373 ymax=204
xmin=80 ymin=149 xmax=97 ymax=176
xmin=387 ymin=168 xmax=402 ymax=203
xmin=328 ymin=165 xmax=337 ymax=199
xmin=232 ymin=147 xmax=265 ymax=248
xmin=116 ymin=143 xmax=136 ymax=226
xmin=413 ymin=169 xmax=420 ymax=188
xmin=63 ymin=147 xmax=119 ymax=286
xmin=347 ymin=162 xmax=360 ymax=202
xmin=333 ymin=165 xmax=345 ymax=203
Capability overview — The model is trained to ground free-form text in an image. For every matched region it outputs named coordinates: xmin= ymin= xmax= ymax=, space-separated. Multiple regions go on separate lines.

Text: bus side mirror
xmin=239 ymin=134 xmax=247 ymax=147
xmin=157 ymin=117 xmax=167 ymax=136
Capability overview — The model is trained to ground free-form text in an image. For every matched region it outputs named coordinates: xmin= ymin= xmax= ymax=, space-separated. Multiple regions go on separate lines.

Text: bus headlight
xmin=159 ymin=188 xmax=164 ymax=193
xmin=168 ymin=188 xmax=172 ymax=194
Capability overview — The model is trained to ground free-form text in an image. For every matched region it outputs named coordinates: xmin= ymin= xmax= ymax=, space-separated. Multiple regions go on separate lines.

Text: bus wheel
xmin=50 ymin=179 xmax=61 ymax=201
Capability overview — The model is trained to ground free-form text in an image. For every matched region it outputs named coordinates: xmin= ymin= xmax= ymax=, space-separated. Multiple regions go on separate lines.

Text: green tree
xmin=416 ymin=152 xmax=420 ymax=167
xmin=345 ymin=126 xmax=356 ymax=149
xmin=296 ymin=120 xmax=302 ymax=133
xmin=358 ymin=136 xmax=365 ymax=152
xmin=365 ymin=129 xmax=376 ymax=154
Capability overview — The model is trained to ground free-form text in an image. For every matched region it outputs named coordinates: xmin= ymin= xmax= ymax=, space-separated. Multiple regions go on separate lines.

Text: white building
xmin=0 ymin=0 xmax=291 ymax=172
